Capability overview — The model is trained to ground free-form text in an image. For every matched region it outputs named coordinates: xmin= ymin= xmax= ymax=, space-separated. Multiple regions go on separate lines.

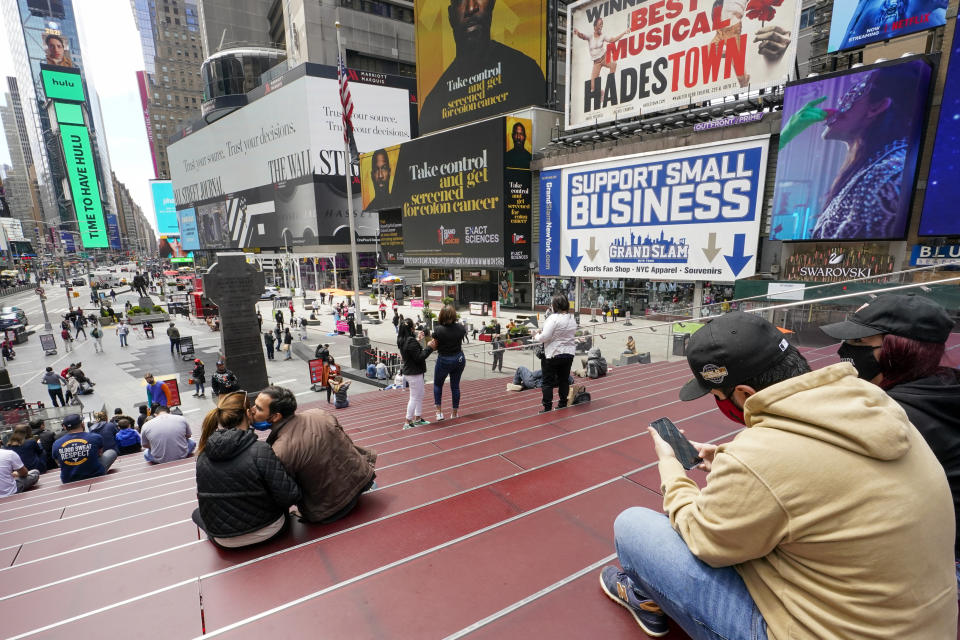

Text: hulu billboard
xmin=59 ymin=123 xmax=108 ymax=248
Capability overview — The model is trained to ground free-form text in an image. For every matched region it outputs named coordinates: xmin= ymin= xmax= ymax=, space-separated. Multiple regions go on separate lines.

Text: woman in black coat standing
xmin=192 ymin=392 xmax=300 ymax=549
xmin=397 ymin=318 xmax=437 ymax=429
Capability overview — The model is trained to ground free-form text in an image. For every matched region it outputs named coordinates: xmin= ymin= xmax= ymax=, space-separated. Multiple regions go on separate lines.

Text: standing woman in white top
xmin=532 ymin=295 xmax=579 ymax=414
xmin=573 ymin=18 xmax=629 ymax=81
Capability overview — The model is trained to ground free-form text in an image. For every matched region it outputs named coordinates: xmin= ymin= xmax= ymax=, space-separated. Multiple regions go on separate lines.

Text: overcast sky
xmin=0 ymin=0 xmax=159 ymax=236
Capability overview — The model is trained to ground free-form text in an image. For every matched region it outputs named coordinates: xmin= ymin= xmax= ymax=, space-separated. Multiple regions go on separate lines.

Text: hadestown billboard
xmin=539 ymin=136 xmax=769 ymax=282
xmin=565 ymin=0 xmax=800 ymax=130
xmin=167 ymin=68 xmax=413 ymax=249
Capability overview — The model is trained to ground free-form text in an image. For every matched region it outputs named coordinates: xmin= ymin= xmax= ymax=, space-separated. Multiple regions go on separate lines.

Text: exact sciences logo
xmin=437 ymin=225 xmax=460 ymax=245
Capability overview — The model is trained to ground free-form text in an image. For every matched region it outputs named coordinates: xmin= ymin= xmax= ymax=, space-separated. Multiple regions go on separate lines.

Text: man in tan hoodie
xmin=600 ymin=311 xmax=957 ymax=639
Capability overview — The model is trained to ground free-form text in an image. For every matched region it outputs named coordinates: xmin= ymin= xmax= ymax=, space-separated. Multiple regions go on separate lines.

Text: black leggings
xmin=541 ymin=354 xmax=574 ymax=410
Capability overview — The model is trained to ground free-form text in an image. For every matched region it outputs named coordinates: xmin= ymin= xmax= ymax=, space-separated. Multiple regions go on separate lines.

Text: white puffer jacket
xmin=532 ymin=313 xmax=578 ymax=359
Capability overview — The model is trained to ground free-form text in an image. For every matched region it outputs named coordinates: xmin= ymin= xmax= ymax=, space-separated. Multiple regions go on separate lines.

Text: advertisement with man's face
xmin=168 ymin=68 xmax=413 ymax=249
xmin=361 ymin=146 xmax=401 ymax=212
xmin=770 ymin=57 xmax=931 ymax=241
xmin=565 ymin=0 xmax=801 ymax=130
xmin=828 ymin=0 xmax=946 ymax=53
xmin=359 ymin=117 xmax=532 ymax=268
xmin=415 ymin=0 xmax=547 ymax=135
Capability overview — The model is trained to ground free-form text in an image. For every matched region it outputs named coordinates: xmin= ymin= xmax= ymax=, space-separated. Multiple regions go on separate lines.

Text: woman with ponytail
xmin=192 ymin=391 xmax=301 ymax=548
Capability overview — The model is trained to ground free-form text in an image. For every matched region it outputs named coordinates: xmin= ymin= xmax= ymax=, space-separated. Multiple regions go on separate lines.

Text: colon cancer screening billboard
xmin=828 ymin=0 xmax=946 ymax=53
xmin=769 ymin=57 xmax=931 ymax=242
xmin=539 ymin=136 xmax=769 ymax=281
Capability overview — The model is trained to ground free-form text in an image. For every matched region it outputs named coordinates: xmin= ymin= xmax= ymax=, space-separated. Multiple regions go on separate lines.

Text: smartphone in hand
xmin=650 ymin=417 xmax=703 ymax=470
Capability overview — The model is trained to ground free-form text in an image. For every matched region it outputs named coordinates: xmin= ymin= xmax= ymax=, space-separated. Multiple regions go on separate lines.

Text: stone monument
xmin=203 ymin=253 xmax=269 ymax=392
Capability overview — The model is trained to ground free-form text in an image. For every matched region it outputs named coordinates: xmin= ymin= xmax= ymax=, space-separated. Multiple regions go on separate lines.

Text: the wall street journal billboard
xmin=565 ymin=0 xmax=801 ymax=130
xmin=167 ymin=64 xmax=414 ymax=249
xmin=360 ymin=117 xmax=532 ymax=268
xmin=415 ymin=0 xmax=546 ymax=134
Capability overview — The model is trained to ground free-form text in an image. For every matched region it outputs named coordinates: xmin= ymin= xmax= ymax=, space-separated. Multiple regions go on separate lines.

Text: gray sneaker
xmin=599 ymin=566 xmax=669 ymax=637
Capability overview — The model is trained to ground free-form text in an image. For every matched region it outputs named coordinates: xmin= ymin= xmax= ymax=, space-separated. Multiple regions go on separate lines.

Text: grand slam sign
xmin=540 ymin=137 xmax=769 ymax=281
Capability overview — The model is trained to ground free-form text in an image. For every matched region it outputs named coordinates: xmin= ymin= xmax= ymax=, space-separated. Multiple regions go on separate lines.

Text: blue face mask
xmin=251 ymin=420 xmax=272 ymax=431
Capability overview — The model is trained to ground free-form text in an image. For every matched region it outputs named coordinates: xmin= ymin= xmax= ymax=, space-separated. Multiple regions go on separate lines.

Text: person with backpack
xmin=116 ymin=320 xmax=130 ymax=347
xmin=491 ymin=334 xmax=505 ymax=372
xmin=576 ymin=348 xmax=608 ymax=379
xmin=61 ymin=326 xmax=73 ymax=352
xmin=90 ymin=323 xmax=104 ymax=353
xmin=314 ymin=343 xmax=330 ymax=363
xmin=192 ymin=359 xmax=207 ymax=397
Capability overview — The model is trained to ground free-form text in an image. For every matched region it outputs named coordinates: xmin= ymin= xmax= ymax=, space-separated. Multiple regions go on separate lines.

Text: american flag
xmin=337 ymin=54 xmax=359 ymax=163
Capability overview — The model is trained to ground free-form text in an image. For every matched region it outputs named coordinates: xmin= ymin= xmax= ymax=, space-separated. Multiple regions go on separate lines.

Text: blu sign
xmin=150 ymin=180 xmax=179 ymax=235
xmin=541 ymin=137 xmax=768 ymax=281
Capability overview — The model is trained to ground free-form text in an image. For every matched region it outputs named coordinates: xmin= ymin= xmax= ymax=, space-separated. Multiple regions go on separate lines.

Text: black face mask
xmin=837 ymin=343 xmax=881 ymax=381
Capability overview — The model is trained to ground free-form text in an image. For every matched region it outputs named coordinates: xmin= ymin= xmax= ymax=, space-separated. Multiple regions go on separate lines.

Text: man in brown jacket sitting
xmin=252 ymin=386 xmax=377 ymax=524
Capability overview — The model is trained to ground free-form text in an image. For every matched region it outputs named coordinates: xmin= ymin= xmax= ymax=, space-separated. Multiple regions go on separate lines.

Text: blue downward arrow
xmin=723 ymin=234 xmax=753 ymax=277
xmin=566 ymin=238 xmax=583 ymax=272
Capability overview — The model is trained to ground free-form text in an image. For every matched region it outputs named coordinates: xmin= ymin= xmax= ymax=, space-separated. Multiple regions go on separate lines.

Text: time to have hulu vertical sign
xmin=59 ymin=123 xmax=108 ymax=248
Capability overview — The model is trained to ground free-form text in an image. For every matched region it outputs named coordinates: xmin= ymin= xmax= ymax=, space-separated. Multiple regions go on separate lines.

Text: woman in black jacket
xmin=192 ymin=392 xmax=300 ymax=548
xmin=431 ymin=305 xmax=467 ymax=421
xmin=397 ymin=318 xmax=436 ymax=429
xmin=191 ymin=359 xmax=206 ymax=397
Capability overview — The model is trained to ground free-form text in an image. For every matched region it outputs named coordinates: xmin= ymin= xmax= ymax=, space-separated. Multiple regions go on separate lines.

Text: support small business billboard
xmin=540 ymin=137 xmax=769 ymax=282
xmin=359 ymin=116 xmax=533 ymax=269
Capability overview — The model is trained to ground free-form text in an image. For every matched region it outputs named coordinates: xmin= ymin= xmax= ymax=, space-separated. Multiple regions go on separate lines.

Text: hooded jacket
xmin=885 ymin=369 xmax=960 ymax=557
xmin=398 ymin=335 xmax=433 ymax=376
xmin=659 ymin=363 xmax=956 ymax=639
xmin=267 ymin=409 xmax=375 ymax=523
xmin=194 ymin=428 xmax=300 ymax=538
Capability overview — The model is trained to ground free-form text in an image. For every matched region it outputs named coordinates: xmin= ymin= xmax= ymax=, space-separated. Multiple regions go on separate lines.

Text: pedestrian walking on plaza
xmin=398 ymin=318 xmax=435 ymax=429
xmin=116 ymin=320 xmax=130 ymax=347
xmin=288 ymin=300 xmax=294 ymax=317
xmin=60 ymin=327 xmax=73 ymax=352
xmin=275 ymin=308 xmax=285 ymax=329
xmin=432 ymin=305 xmax=467 ymax=421
xmin=91 ymin=323 xmax=104 ymax=353
xmin=601 ymin=302 xmax=610 ymax=322
xmin=110 ymin=288 xmax=117 ymax=302
xmin=264 ymin=332 xmax=275 ymax=360
xmin=392 ymin=309 xmax=400 ymax=333
xmin=73 ymin=316 xmax=86 ymax=340
xmin=274 ymin=324 xmax=283 ymax=351
xmin=192 ymin=358 xmax=207 ymax=397
xmin=319 ymin=292 xmax=326 ymax=305
xmin=379 ymin=300 xmax=386 ymax=320
xmin=41 ymin=366 xmax=67 ymax=407
xmin=532 ymin=294 xmax=577 ymax=414
xmin=283 ymin=328 xmax=294 ymax=360
xmin=167 ymin=322 xmax=181 ymax=355
xmin=257 ymin=311 xmax=262 ymax=332
xmin=491 ymin=334 xmax=505 ymax=372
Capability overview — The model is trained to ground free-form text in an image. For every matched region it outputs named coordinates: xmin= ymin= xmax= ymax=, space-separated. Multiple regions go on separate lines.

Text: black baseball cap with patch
xmin=820 ymin=294 xmax=954 ymax=343
xmin=679 ymin=312 xmax=791 ymax=401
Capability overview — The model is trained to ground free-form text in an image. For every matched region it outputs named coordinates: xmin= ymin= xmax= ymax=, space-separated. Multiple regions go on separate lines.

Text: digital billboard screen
xmin=828 ymin=0 xmax=946 ymax=53
xmin=59 ymin=122 xmax=108 ymax=248
xmin=150 ymin=180 xmax=179 ymax=235
xmin=177 ymin=208 xmax=201 ymax=251
xmin=769 ymin=57 xmax=931 ymax=241
xmin=415 ymin=0 xmax=546 ymax=135
xmin=359 ymin=117 xmax=532 ymax=268
xmin=565 ymin=0 xmax=800 ymax=130
xmin=919 ymin=39 xmax=960 ymax=236
xmin=41 ymin=66 xmax=85 ymax=102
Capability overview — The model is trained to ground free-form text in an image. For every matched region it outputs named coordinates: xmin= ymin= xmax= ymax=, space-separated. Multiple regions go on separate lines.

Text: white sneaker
xmin=435 ymin=411 xmax=444 ymax=421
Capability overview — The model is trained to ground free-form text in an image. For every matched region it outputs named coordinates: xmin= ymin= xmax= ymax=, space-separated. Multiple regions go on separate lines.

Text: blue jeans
xmin=194 ymin=381 xmax=205 ymax=395
xmin=614 ymin=507 xmax=767 ymax=640
xmin=433 ymin=353 xmax=466 ymax=409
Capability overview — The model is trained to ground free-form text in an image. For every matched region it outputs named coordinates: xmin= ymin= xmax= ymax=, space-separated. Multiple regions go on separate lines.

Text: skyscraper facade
xmin=130 ymin=0 xmax=204 ymax=179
